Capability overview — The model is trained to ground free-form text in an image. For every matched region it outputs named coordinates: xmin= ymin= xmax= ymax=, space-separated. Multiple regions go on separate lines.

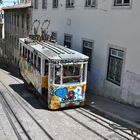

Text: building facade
xmin=0 ymin=9 xmax=5 ymax=60
xmin=0 ymin=9 xmax=4 ymax=39
xmin=2 ymin=1 xmax=32 ymax=65
xmin=32 ymin=0 xmax=140 ymax=107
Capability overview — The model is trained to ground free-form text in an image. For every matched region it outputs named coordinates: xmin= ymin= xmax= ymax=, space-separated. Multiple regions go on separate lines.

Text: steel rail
xmin=0 ymin=92 xmax=32 ymax=140
xmin=80 ymin=107 xmax=140 ymax=140
xmin=0 ymin=80 xmax=53 ymax=140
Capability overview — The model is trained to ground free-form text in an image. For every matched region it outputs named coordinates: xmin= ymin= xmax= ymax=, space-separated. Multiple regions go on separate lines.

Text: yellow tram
xmin=18 ymin=37 xmax=89 ymax=110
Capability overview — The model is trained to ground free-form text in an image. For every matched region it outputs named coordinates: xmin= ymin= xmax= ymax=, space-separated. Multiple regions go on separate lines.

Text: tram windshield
xmin=63 ymin=64 xmax=81 ymax=84
xmin=53 ymin=63 xmax=87 ymax=85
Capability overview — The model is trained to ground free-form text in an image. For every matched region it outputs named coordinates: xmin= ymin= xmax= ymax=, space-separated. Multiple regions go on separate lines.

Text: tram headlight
xmin=60 ymin=102 xmax=66 ymax=108
xmin=75 ymin=101 xmax=80 ymax=105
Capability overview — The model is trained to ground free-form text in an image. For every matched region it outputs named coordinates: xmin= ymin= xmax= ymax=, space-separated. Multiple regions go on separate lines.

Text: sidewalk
xmin=86 ymin=94 xmax=140 ymax=134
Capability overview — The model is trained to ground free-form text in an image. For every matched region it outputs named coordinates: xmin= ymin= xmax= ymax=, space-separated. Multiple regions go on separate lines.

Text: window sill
xmin=65 ymin=7 xmax=75 ymax=10
xmin=105 ymin=79 xmax=121 ymax=88
xmin=84 ymin=6 xmax=97 ymax=9
xmin=52 ymin=7 xmax=59 ymax=9
xmin=112 ymin=5 xmax=132 ymax=9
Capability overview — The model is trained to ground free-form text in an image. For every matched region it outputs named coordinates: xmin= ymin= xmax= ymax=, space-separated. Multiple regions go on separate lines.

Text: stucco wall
xmin=32 ymin=0 xmax=140 ymax=107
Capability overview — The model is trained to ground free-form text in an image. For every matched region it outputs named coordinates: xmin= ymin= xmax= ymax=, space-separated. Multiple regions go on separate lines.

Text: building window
xmin=107 ymin=48 xmax=124 ymax=86
xmin=82 ymin=40 xmax=93 ymax=71
xmin=26 ymin=15 xmax=29 ymax=30
xmin=17 ymin=15 xmax=19 ymax=27
xmin=14 ymin=15 xmax=16 ymax=26
xmin=9 ymin=14 xmax=11 ymax=25
xmin=42 ymin=0 xmax=47 ymax=9
xmin=114 ymin=0 xmax=130 ymax=6
xmin=64 ymin=34 xmax=72 ymax=49
xmin=53 ymin=0 xmax=58 ymax=8
xmin=34 ymin=0 xmax=38 ymax=9
xmin=51 ymin=32 xmax=57 ymax=42
xmin=66 ymin=0 xmax=75 ymax=8
xmin=12 ymin=15 xmax=14 ymax=25
xmin=85 ymin=0 xmax=97 ymax=7
xmin=22 ymin=15 xmax=24 ymax=29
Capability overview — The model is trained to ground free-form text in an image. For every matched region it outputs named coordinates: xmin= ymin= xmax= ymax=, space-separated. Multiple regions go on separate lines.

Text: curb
xmin=85 ymin=103 xmax=140 ymax=134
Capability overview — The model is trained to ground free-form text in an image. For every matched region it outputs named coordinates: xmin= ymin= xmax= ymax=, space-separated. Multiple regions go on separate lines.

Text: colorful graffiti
xmin=48 ymin=84 xmax=86 ymax=109
xmin=19 ymin=57 xmax=42 ymax=94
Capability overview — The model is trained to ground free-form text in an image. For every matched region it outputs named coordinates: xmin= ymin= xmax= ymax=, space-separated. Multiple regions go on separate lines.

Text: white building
xmin=0 ymin=9 xmax=4 ymax=39
xmin=32 ymin=0 xmax=140 ymax=107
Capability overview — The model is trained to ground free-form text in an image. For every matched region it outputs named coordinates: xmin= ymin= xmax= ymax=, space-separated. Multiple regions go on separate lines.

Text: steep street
xmin=0 ymin=67 xmax=138 ymax=140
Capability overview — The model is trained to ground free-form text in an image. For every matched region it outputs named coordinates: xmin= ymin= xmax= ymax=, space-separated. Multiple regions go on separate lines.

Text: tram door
xmin=42 ymin=59 xmax=49 ymax=102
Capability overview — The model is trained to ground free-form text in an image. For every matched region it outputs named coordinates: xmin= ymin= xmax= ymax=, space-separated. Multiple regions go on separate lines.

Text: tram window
xmin=34 ymin=54 xmax=37 ymax=67
xmin=37 ymin=57 xmax=41 ymax=73
xmin=50 ymin=64 xmax=54 ymax=84
xmin=19 ymin=43 xmax=22 ymax=55
xmin=25 ymin=48 xmax=27 ymax=59
xmin=27 ymin=50 xmax=30 ymax=62
xmin=63 ymin=64 xmax=81 ymax=84
xmin=30 ymin=52 xmax=33 ymax=64
xmin=55 ymin=65 xmax=61 ymax=84
xmin=23 ymin=46 xmax=25 ymax=57
xmin=44 ymin=59 xmax=49 ymax=75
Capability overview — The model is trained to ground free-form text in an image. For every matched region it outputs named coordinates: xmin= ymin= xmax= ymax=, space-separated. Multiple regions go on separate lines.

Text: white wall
xmin=32 ymin=0 xmax=140 ymax=107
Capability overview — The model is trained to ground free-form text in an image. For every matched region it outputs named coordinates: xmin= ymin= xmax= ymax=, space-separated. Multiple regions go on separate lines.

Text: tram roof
xmin=19 ymin=38 xmax=89 ymax=62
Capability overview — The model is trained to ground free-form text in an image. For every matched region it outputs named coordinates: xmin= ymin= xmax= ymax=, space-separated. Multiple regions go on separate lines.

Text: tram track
xmin=0 ymin=72 xmax=53 ymax=140
xmin=0 ymin=92 xmax=31 ymax=140
xmin=76 ymin=108 xmax=140 ymax=140
xmin=0 ymin=68 xmax=139 ymax=140
xmin=0 ymin=69 xmax=35 ymax=113
xmin=63 ymin=108 xmax=137 ymax=140
xmin=80 ymin=108 xmax=140 ymax=140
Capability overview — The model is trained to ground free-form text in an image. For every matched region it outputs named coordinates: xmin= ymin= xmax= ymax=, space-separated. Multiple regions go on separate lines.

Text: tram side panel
xmin=19 ymin=55 xmax=49 ymax=102
xmin=19 ymin=56 xmax=42 ymax=94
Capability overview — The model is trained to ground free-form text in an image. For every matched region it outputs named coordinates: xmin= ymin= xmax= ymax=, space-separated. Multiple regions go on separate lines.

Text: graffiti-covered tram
xmin=18 ymin=37 xmax=89 ymax=110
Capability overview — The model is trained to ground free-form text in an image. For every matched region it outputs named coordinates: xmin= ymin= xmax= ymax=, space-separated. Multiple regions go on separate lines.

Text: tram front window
xmin=63 ymin=64 xmax=81 ymax=84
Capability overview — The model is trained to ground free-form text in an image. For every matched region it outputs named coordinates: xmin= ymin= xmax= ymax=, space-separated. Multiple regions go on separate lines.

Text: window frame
xmin=64 ymin=34 xmax=72 ymax=49
xmin=85 ymin=0 xmax=97 ymax=8
xmin=82 ymin=39 xmax=93 ymax=71
xmin=113 ymin=0 xmax=132 ymax=8
xmin=66 ymin=0 xmax=75 ymax=8
xmin=44 ymin=59 xmax=49 ymax=75
xmin=51 ymin=31 xmax=57 ymax=42
xmin=42 ymin=0 xmax=47 ymax=9
xmin=26 ymin=15 xmax=30 ymax=30
xmin=34 ymin=0 xmax=38 ymax=9
xmin=17 ymin=15 xmax=19 ymax=27
xmin=37 ymin=56 xmax=41 ymax=73
xmin=62 ymin=64 xmax=81 ymax=84
xmin=52 ymin=0 xmax=58 ymax=8
xmin=22 ymin=14 xmax=24 ymax=29
xmin=107 ymin=48 xmax=124 ymax=86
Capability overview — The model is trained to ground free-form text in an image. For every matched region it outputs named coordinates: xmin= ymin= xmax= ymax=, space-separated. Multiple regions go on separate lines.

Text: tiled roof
xmin=2 ymin=2 xmax=31 ymax=10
